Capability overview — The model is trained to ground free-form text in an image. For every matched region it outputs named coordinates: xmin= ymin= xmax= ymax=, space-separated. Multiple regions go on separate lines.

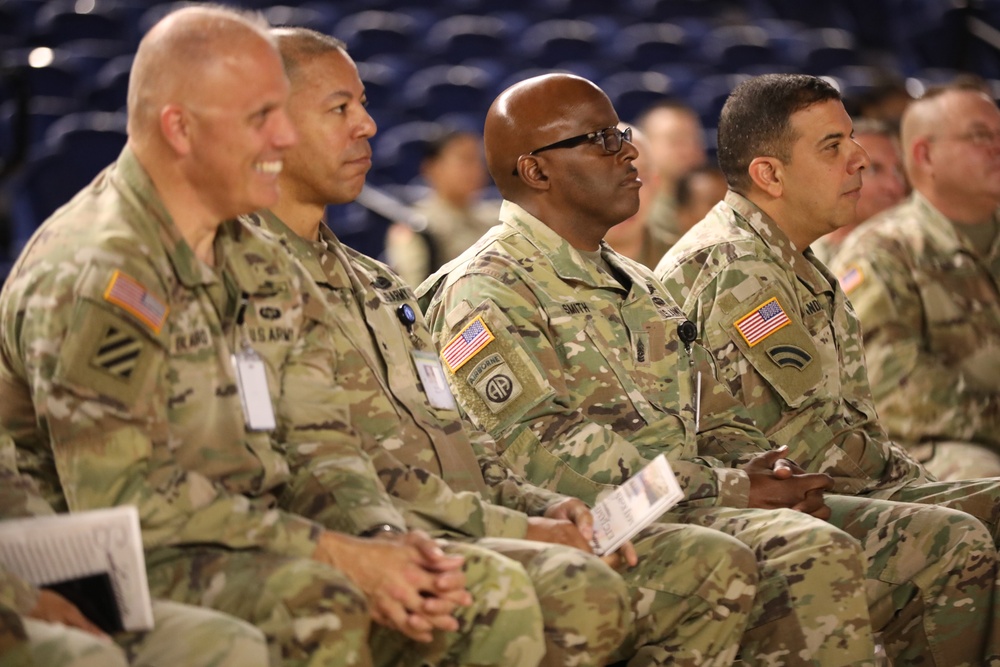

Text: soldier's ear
xmin=911 ymin=136 xmax=932 ymax=169
xmin=517 ymin=156 xmax=550 ymax=192
xmin=160 ymin=104 xmax=192 ymax=156
xmin=748 ymin=156 xmax=782 ymax=197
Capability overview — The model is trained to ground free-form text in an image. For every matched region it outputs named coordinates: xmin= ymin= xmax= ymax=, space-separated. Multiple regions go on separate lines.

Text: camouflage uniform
xmin=830 ymin=192 xmax=1000 ymax=481
xmin=0 ymin=438 xmax=270 ymax=667
xmin=248 ymin=209 xmax=753 ymax=667
xmin=0 ymin=147 xmax=547 ymax=667
xmin=419 ymin=201 xmax=901 ymax=666
xmin=657 ymin=190 xmax=1000 ymax=664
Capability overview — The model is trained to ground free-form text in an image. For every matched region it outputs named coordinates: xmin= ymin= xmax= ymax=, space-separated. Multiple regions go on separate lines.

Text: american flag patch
xmin=734 ymin=297 xmax=791 ymax=347
xmin=104 ymin=270 xmax=168 ymax=334
xmin=838 ymin=265 xmax=864 ymax=294
xmin=442 ymin=316 xmax=495 ymax=373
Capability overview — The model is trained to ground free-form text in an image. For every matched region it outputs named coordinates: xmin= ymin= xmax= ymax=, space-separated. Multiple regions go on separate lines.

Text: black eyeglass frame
xmin=511 ymin=126 xmax=632 ymax=175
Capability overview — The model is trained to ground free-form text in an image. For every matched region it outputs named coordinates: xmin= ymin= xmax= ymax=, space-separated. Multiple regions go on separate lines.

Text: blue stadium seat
xmin=85 ymin=53 xmax=132 ymax=112
xmin=610 ymin=22 xmax=690 ymax=70
xmin=8 ymin=111 xmax=126 ymax=253
xmin=793 ymin=28 xmax=861 ymax=75
xmin=518 ymin=19 xmax=602 ymax=68
xmin=371 ymin=119 xmax=445 ymax=186
xmin=689 ymin=73 xmax=751 ymax=128
xmin=702 ymin=25 xmax=780 ymax=72
xmin=35 ymin=0 xmax=130 ymax=45
xmin=401 ymin=64 xmax=497 ymax=123
xmin=600 ymin=71 xmax=674 ymax=123
xmin=1 ymin=95 xmax=79 ymax=152
xmin=424 ymin=15 xmax=512 ymax=64
xmin=335 ymin=10 xmax=423 ymax=62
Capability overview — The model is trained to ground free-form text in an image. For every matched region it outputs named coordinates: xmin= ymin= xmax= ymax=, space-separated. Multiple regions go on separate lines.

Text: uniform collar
xmin=115 ymin=146 xmax=227 ymax=289
xmin=908 ymin=190 xmax=1000 ymax=258
xmin=499 ymin=200 xmax=628 ymax=292
xmin=726 ymin=191 xmax=834 ymax=296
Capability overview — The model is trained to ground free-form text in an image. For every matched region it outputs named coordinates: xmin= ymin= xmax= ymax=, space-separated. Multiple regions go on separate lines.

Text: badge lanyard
xmin=231 ymin=292 xmax=277 ymax=431
xmin=678 ymin=320 xmax=701 ymax=433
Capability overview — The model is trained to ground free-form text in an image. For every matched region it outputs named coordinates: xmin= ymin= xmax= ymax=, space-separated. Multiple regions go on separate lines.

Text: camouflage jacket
xmin=656 ymin=191 xmax=930 ymax=495
xmin=418 ymin=201 xmax=769 ymax=508
xmin=248 ymin=210 xmax=573 ymax=539
xmin=0 ymin=147 xmax=405 ymax=557
xmin=830 ymin=192 xmax=1000 ymax=449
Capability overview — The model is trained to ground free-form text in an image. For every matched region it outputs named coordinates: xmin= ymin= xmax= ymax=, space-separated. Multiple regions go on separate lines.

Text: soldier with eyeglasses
xmin=419 ymin=72 xmax=901 ymax=667
xmin=831 ymin=82 xmax=1000 ymax=482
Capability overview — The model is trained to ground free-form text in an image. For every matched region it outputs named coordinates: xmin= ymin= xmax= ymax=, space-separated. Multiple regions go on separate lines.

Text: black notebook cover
xmin=43 ymin=572 xmax=123 ymax=635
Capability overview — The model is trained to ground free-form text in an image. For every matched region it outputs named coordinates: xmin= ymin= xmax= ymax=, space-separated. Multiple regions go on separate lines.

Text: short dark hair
xmin=271 ymin=27 xmax=347 ymax=82
xmin=718 ymin=74 xmax=841 ymax=193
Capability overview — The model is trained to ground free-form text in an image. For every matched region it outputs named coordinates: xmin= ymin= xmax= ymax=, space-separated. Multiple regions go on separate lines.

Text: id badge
xmin=232 ymin=348 xmax=277 ymax=431
xmin=412 ymin=351 xmax=458 ymax=411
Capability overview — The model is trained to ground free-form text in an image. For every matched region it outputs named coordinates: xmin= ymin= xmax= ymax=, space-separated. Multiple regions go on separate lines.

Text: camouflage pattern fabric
xmin=657 ymin=190 xmax=1000 ymax=664
xmin=419 ymin=201 xmax=902 ymax=666
xmin=830 ymin=192 xmax=1000 ymax=481
xmin=0 ymin=147 xmax=549 ymax=667
xmin=247 ymin=210 xmax=757 ymax=666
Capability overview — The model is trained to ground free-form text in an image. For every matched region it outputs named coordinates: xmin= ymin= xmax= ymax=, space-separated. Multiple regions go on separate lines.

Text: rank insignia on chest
xmin=734 ymin=297 xmax=791 ymax=347
xmin=838 ymin=265 xmax=864 ymax=294
xmin=103 ymin=270 xmax=168 ymax=334
xmin=441 ymin=316 xmax=495 ymax=373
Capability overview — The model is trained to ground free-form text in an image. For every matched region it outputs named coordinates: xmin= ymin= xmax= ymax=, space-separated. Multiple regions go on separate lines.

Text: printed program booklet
xmin=0 ymin=505 xmax=154 ymax=632
xmin=591 ymin=454 xmax=684 ymax=556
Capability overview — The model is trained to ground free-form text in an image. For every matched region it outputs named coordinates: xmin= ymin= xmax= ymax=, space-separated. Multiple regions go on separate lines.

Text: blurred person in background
xmin=812 ymin=118 xmax=907 ymax=263
xmin=831 ymin=83 xmax=1000 ymax=481
xmin=673 ymin=164 xmax=729 ymax=244
xmin=636 ymin=100 xmax=707 ymax=260
xmin=386 ymin=130 xmax=500 ymax=286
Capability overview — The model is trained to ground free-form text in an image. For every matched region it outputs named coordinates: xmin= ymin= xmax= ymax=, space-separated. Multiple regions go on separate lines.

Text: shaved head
xmin=900 ymin=86 xmax=994 ymax=176
xmin=127 ymin=5 xmax=272 ymax=139
xmin=484 ymin=74 xmax=617 ymax=198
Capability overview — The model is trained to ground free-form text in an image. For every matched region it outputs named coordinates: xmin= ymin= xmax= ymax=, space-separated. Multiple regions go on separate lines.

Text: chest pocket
xmin=719 ymin=289 xmax=822 ymax=409
xmin=917 ymin=256 xmax=995 ymax=362
xmin=543 ymin=303 xmax=662 ymax=428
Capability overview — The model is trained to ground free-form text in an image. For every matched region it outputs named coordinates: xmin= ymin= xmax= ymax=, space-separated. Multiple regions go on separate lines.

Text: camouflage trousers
xmin=663 ymin=506 xmax=877 ymax=667
xmin=827 ymin=494 xmax=999 ymax=667
xmin=1 ymin=600 xmax=269 ymax=667
xmin=603 ymin=522 xmax=758 ymax=667
xmin=455 ymin=536 xmax=630 ymax=667
xmin=145 ymin=542 xmax=546 ymax=667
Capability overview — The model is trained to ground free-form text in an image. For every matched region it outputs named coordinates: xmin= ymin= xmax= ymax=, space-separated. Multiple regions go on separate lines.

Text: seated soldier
xmin=419 ymin=72 xmax=1000 ymax=666
xmin=0 ymin=6 xmax=550 ymax=666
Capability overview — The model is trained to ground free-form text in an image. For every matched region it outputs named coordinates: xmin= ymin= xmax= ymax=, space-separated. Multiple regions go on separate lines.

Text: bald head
xmin=484 ymin=74 xmax=616 ymax=198
xmin=900 ymin=86 xmax=995 ymax=177
xmin=127 ymin=6 xmax=273 ymax=139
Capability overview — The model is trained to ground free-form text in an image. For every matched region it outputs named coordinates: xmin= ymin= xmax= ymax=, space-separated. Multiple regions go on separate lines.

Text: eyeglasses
xmin=931 ymin=128 xmax=1000 ymax=148
xmin=512 ymin=126 xmax=632 ymax=175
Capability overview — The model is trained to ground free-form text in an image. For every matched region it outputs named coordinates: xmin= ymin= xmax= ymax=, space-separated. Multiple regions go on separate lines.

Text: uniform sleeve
xmin=426 ymin=271 xmax=751 ymax=509
xmin=467 ymin=426 xmax=572 ymax=517
xmin=832 ymin=244 xmax=1000 ymax=447
xmin=3 ymin=265 xmax=324 ymax=558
